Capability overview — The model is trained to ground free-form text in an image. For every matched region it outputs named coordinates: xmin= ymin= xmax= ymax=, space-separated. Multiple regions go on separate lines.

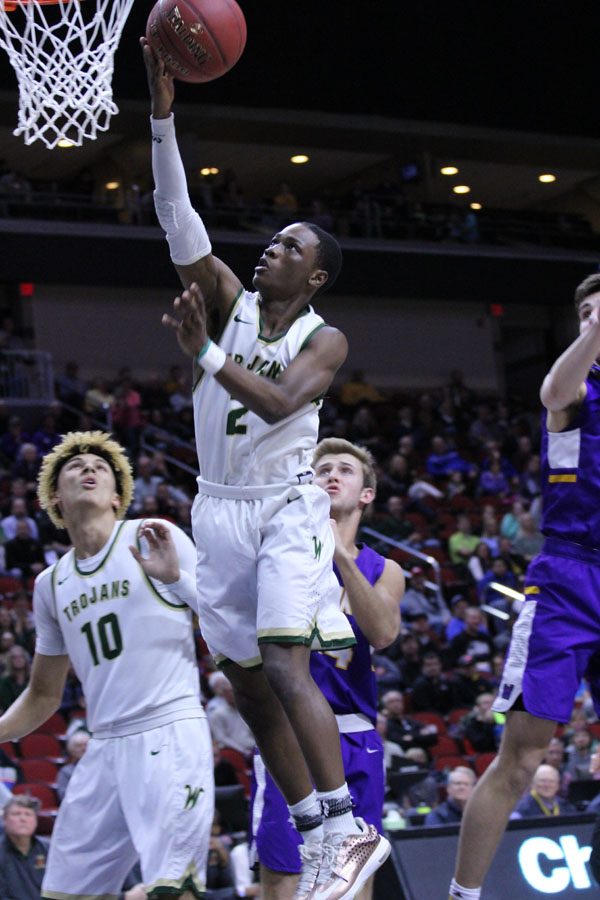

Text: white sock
xmin=288 ymin=791 xmax=323 ymax=846
xmin=449 ymin=878 xmax=481 ymax=899
xmin=318 ymin=783 xmax=360 ymax=835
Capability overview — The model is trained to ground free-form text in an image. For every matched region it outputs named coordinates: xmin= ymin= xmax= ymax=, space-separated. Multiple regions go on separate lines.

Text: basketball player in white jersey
xmin=0 ymin=431 xmax=212 ymax=900
xmin=143 ymin=40 xmax=390 ymax=900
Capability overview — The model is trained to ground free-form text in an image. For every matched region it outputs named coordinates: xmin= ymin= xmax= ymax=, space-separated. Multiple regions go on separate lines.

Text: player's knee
xmin=261 ymin=652 xmax=307 ymax=699
xmin=496 ymin=746 xmax=545 ymax=795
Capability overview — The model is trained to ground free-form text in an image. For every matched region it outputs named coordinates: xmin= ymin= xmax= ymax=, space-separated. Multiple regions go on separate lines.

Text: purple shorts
xmin=493 ymin=541 xmax=600 ymax=723
xmin=250 ymin=729 xmax=384 ymax=874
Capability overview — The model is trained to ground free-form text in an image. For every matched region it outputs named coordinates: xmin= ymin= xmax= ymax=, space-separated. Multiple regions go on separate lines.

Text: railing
xmin=1 ymin=189 xmax=598 ymax=253
xmin=360 ymin=525 xmax=442 ymax=600
xmin=140 ymin=425 xmax=198 ymax=478
xmin=0 ymin=350 xmax=54 ymax=405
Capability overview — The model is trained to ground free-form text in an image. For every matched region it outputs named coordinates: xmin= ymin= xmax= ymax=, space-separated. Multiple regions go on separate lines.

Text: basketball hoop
xmin=0 ymin=0 xmax=135 ymax=148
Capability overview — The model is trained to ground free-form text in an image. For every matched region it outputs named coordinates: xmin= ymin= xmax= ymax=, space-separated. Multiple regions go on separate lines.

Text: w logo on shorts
xmin=184 ymin=784 xmax=204 ymax=810
xmin=312 ymin=536 xmax=322 ymax=561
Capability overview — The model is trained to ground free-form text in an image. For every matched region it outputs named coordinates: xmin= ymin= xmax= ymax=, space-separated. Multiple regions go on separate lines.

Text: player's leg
xmin=231 ymin=666 xmax=326 ymax=898
xmin=122 ymin=719 xmax=214 ymax=899
xmin=260 ymin=642 xmax=346 ymax=791
xmin=42 ymin=738 xmax=137 ymax=899
xmin=334 ymin=730 xmax=386 ymax=900
xmin=450 ymin=708 xmax=555 ymax=896
xmin=250 ymin=748 xmax=302 ymax=899
xmin=261 ymin=866 xmax=299 ymax=900
xmin=227 ymin=662 xmax=314 ymax=803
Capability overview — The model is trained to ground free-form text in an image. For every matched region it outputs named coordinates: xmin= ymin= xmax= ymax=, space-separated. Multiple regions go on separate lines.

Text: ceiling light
xmin=538 ymin=173 xmax=556 ymax=183
xmin=470 ymin=202 xmax=482 ymax=210
xmin=200 ymin=167 xmax=219 ymax=176
xmin=440 ymin=166 xmax=459 ymax=176
xmin=291 ymin=154 xmax=309 ymax=164
xmin=105 ymin=181 xmax=120 ymax=190
xmin=453 ymin=185 xmax=471 ymax=194
xmin=57 ymin=138 xmax=74 ymax=149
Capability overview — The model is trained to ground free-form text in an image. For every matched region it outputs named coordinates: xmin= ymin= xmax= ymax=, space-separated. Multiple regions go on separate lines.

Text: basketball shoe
xmin=293 ymin=841 xmax=324 ymax=899
xmin=311 ymin=817 xmax=391 ymax=900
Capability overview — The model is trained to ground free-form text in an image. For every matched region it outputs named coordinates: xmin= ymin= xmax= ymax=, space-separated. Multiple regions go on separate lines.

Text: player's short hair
xmin=302 ymin=222 xmax=342 ymax=295
xmin=574 ymin=273 xmax=600 ymax=310
xmin=3 ymin=794 xmax=40 ymax=816
xmin=312 ymin=438 xmax=377 ymax=492
xmin=38 ymin=431 xmax=134 ymax=529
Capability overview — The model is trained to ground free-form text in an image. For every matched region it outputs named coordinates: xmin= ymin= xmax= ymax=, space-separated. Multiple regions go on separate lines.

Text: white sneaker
xmin=294 ymin=841 xmax=323 ymax=899
xmin=311 ymin=818 xmax=391 ymax=900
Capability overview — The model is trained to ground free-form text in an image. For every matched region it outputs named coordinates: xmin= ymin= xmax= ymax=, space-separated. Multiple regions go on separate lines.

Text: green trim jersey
xmin=33 ymin=519 xmax=203 ymax=737
xmin=193 ymin=289 xmax=326 ymax=486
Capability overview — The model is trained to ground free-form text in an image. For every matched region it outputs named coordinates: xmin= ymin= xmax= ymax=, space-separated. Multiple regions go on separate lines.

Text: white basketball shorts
xmin=191 ymin=481 xmax=355 ymax=668
xmin=42 ymin=717 xmax=213 ymax=899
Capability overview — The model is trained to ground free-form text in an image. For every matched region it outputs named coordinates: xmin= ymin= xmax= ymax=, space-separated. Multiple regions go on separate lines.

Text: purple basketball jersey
xmin=494 ymin=364 xmax=600 ymax=721
xmin=541 ymin=364 xmax=600 ymax=547
xmin=310 ymin=544 xmax=385 ymax=726
xmin=250 ymin=544 xmax=387 ymax=874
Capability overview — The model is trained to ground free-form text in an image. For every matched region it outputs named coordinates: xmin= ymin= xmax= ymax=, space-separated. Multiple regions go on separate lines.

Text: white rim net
xmin=0 ymin=0 xmax=135 ymax=148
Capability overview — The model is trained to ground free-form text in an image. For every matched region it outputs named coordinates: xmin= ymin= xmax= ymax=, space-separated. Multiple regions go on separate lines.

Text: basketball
xmin=146 ymin=0 xmax=247 ymax=84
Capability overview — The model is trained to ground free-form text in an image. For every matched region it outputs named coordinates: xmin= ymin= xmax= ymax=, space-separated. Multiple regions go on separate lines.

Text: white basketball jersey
xmin=193 ymin=289 xmax=326 ymax=486
xmin=33 ymin=519 xmax=203 ymax=737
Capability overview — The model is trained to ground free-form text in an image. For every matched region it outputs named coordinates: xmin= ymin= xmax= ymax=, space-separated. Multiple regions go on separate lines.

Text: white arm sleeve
xmin=151 ymin=114 xmax=212 ymax=266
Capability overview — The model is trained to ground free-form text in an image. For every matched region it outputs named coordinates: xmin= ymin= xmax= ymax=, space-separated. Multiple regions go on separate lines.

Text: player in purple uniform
xmin=449 ymin=272 xmax=600 ymax=900
xmin=251 ymin=438 xmax=404 ymax=900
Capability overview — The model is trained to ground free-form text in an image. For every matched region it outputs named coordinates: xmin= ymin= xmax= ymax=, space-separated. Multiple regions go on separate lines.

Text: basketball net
xmin=0 ymin=0 xmax=135 ymax=148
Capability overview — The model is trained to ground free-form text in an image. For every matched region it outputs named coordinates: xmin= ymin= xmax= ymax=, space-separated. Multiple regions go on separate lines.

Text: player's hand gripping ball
xmin=146 ymin=0 xmax=247 ymax=83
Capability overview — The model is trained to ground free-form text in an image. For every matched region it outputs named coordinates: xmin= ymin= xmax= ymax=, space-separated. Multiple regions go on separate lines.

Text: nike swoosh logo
xmin=57 ymin=574 xmax=71 ymax=585
xmin=150 ymin=749 xmax=161 ymax=756
xmin=287 ymin=496 xmax=301 ymax=504
xmin=234 ymin=314 xmax=253 ymax=324
xmin=366 ymin=747 xmax=381 ymax=754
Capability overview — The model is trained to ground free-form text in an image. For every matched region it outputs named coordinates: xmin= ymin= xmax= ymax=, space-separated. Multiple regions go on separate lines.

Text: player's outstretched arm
xmin=142 ymin=38 xmax=241 ymax=335
xmin=332 ymin=532 xmax=403 ymax=650
xmin=0 ymin=653 xmax=69 ymax=742
xmin=163 ymin=282 xmax=348 ymax=422
xmin=540 ymin=303 xmax=600 ymax=416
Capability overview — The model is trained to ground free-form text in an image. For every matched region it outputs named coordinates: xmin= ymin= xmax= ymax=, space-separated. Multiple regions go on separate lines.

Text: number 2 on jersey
xmin=226 ymin=406 xmax=248 ymax=435
xmin=81 ymin=613 xmax=123 ymax=666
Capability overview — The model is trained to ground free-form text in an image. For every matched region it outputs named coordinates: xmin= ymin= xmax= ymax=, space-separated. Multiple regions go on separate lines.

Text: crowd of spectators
xmin=1 ymin=157 xmax=598 ymax=254
xmin=2 ymin=358 xmax=600 ymax=896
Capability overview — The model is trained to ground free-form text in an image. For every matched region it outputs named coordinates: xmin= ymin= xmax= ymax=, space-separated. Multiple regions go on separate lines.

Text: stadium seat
xmin=433 ymin=754 xmax=467 ymax=773
xmin=410 ymin=712 xmax=447 ymax=734
xmin=423 ymin=546 xmax=449 ymax=564
xmin=0 ymin=576 xmax=23 ymax=596
xmin=20 ymin=733 xmax=64 ymax=761
xmin=473 ymin=752 xmax=497 ymax=775
xmin=13 ymin=782 xmax=58 ymax=809
xmin=447 ymin=708 xmax=471 ymax=727
xmin=0 ymin=740 xmax=18 ymax=760
xmin=35 ymin=712 xmax=67 ymax=738
xmin=218 ymin=747 xmax=251 ymax=798
xmin=429 ymin=735 xmax=461 ymax=757
xmin=20 ymin=759 xmax=58 ymax=784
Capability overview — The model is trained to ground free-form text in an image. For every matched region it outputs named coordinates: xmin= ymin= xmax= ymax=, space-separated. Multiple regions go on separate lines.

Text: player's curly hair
xmin=38 ymin=431 xmax=134 ymax=529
